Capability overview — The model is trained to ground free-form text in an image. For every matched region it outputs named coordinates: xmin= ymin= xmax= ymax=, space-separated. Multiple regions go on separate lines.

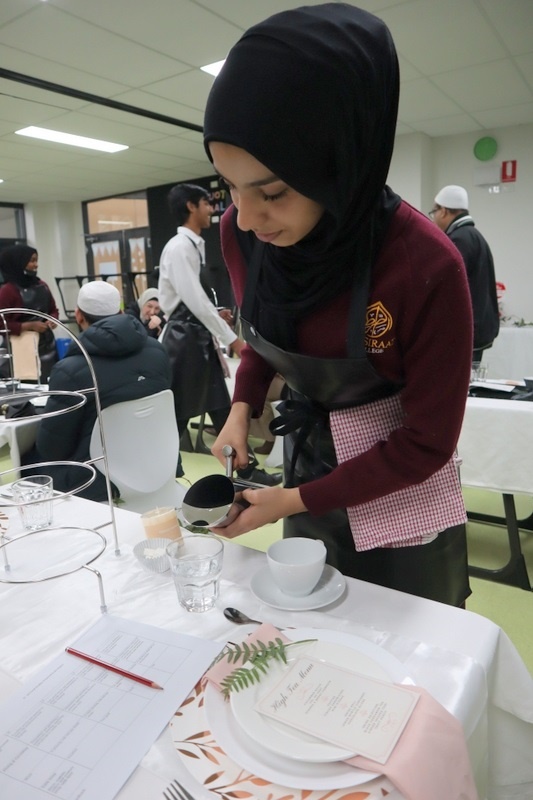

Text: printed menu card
xmin=255 ymin=657 xmax=419 ymax=764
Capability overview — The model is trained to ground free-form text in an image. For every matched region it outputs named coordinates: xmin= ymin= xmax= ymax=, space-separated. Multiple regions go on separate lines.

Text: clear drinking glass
xmin=166 ymin=534 xmax=224 ymax=612
xmin=12 ymin=475 xmax=54 ymax=531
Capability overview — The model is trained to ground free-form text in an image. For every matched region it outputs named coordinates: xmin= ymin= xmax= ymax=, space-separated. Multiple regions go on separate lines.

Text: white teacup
xmin=267 ymin=537 xmax=327 ymax=597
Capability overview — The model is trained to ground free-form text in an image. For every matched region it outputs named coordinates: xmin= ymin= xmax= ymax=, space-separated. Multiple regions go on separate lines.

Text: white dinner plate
xmin=204 ymin=627 xmax=412 ymax=790
xmin=250 ymin=564 xmax=346 ymax=611
xmin=230 ymin=638 xmax=393 ymax=762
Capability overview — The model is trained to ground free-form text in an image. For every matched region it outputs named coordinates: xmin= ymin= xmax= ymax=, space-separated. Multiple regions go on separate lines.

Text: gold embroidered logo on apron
xmin=365 ymin=301 xmax=394 ymax=352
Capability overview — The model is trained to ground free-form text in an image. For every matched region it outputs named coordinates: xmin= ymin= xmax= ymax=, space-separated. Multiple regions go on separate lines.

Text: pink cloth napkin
xmin=204 ymin=624 xmax=479 ymax=800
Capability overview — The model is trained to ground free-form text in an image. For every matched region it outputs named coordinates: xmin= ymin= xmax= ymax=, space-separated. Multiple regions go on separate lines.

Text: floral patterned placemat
xmin=170 ymin=680 xmax=396 ymax=800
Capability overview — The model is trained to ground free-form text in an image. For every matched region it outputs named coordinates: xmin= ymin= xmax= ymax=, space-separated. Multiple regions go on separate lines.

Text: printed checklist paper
xmin=255 ymin=657 xmax=419 ymax=764
xmin=0 ymin=615 xmax=223 ymax=799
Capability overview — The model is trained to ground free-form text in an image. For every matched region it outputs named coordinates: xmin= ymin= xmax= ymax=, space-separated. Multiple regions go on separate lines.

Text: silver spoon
xmin=223 ymin=607 xmax=262 ymax=625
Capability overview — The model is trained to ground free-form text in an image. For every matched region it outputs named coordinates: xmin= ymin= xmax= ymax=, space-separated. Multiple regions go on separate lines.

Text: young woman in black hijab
xmin=0 ymin=244 xmax=59 ymax=382
xmin=203 ymin=4 xmax=473 ymax=606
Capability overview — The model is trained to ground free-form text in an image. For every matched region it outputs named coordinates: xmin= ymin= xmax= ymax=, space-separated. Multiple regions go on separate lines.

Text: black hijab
xmin=0 ymin=244 xmax=39 ymax=288
xmin=204 ymin=3 xmax=401 ymax=349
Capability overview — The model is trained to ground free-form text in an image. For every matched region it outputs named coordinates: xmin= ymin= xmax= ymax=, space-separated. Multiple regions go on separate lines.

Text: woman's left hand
xmin=210 ymin=485 xmax=306 ymax=538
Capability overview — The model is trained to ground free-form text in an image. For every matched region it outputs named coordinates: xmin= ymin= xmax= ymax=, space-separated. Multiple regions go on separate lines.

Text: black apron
xmin=19 ymin=283 xmax=58 ymax=383
xmin=240 ymin=244 xmax=470 ymax=606
xmin=162 ymin=302 xmax=230 ymax=421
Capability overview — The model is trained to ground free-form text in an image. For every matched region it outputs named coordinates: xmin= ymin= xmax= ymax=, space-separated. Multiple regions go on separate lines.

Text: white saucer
xmin=250 ymin=564 xmax=345 ymax=611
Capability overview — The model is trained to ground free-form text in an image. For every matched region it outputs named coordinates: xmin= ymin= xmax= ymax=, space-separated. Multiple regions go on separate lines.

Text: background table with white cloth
xmin=458 ymin=396 xmax=533 ymax=589
xmin=0 ymin=496 xmax=532 ymax=799
xmin=0 ymin=415 xmax=38 ymax=470
xmin=0 ymin=384 xmax=47 ymax=469
xmin=485 ymin=326 xmax=533 ymax=380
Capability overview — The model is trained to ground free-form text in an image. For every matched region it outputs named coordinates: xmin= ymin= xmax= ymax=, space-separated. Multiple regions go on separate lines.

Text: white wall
xmin=24 ymin=201 xmax=86 ymax=319
xmin=389 ymin=123 xmax=533 ymax=324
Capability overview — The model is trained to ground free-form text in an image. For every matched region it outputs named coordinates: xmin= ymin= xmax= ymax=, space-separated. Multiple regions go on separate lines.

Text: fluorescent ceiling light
xmin=15 ymin=126 xmax=128 ymax=153
xmin=200 ymin=59 xmax=225 ymax=77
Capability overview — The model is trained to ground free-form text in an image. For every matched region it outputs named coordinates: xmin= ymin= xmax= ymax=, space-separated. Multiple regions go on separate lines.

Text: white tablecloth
xmin=0 ymin=497 xmax=532 ymax=800
xmin=0 ymin=416 xmax=38 ymax=470
xmin=458 ymin=396 xmax=533 ymax=495
xmin=486 ymin=327 xmax=533 ymax=381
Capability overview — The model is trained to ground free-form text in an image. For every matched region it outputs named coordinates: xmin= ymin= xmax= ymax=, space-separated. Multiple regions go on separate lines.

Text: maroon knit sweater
xmin=221 ymin=200 xmax=473 ymax=518
xmin=0 ymin=281 xmax=59 ymax=335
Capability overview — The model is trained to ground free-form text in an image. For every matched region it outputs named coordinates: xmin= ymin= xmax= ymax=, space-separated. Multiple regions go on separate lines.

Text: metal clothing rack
xmin=0 ymin=309 xmax=121 ymax=612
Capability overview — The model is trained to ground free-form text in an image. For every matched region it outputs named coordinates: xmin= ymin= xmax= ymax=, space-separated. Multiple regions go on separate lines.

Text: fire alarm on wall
xmin=501 ymin=160 xmax=517 ymax=183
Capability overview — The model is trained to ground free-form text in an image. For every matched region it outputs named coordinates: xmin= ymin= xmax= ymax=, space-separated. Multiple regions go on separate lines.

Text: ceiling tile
xmin=412 ymin=114 xmax=484 ymax=137
xmin=106 ymin=89 xmax=203 ymax=129
xmin=432 ymin=59 xmax=533 ymax=112
xmin=0 ymin=0 xmax=38 ymax=26
xmin=380 ymin=0 xmax=507 ymax=73
xmin=0 ymin=5 xmax=184 ymax=86
xmin=49 ymin=0 xmax=242 ymax=65
xmin=515 ymin=53 xmax=533 ymax=92
xmin=399 ymin=78 xmax=465 ymax=122
xmin=478 ymin=0 xmax=533 ymax=56
xmin=472 ymin=102 xmax=533 ymax=128
xmin=139 ymin=135 xmax=206 ymax=160
xmin=0 ymin=43 xmax=130 ymax=98
xmin=138 ymin=70 xmax=214 ymax=111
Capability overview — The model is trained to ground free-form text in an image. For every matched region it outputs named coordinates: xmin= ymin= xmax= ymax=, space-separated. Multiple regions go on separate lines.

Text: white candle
xmin=141 ymin=507 xmax=182 ymax=540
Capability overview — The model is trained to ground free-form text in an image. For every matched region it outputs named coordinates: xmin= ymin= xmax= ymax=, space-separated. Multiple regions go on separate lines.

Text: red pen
xmin=65 ymin=646 xmax=164 ymax=690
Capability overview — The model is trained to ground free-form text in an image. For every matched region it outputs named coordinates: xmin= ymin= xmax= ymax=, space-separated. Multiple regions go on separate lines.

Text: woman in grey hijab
xmin=125 ymin=288 xmax=165 ymax=338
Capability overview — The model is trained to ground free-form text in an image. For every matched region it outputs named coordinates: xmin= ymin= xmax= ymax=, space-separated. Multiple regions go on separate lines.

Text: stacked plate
xmin=204 ymin=627 xmax=412 ymax=791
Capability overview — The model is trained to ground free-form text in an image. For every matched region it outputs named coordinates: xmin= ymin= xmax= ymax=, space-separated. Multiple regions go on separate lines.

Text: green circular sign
xmin=474 ymin=136 xmax=498 ymax=161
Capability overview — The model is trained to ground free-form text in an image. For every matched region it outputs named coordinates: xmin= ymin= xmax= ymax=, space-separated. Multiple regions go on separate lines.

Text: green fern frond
xmin=217 ymin=638 xmax=316 ymax=700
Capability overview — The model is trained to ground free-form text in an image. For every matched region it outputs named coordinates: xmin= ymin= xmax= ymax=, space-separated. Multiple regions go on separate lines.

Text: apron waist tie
xmin=269 ymin=399 xmax=329 ymax=485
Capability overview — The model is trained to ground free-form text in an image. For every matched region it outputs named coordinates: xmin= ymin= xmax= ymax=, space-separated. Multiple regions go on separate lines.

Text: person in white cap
xmin=430 ymin=185 xmax=499 ymax=361
xmin=22 ymin=280 xmax=171 ymax=500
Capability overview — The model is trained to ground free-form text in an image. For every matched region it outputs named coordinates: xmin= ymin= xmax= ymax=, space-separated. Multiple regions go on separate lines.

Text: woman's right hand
xmin=147 ymin=315 xmax=161 ymax=331
xmin=229 ymin=338 xmax=246 ymax=357
xmin=21 ymin=321 xmax=48 ymax=333
xmin=211 ymin=402 xmax=251 ymax=472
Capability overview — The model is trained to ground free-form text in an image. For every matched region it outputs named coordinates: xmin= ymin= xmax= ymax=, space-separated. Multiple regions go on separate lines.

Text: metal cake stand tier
xmin=0 ymin=309 xmax=123 ymax=611
xmin=0 ymin=525 xmax=109 ymax=612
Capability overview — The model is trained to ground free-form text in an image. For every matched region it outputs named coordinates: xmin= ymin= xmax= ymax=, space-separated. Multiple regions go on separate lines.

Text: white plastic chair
xmin=89 ymin=389 xmax=186 ymax=513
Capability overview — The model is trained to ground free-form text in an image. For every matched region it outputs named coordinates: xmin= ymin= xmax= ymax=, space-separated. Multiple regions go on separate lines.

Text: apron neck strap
xmin=241 ymin=241 xmax=371 ymax=358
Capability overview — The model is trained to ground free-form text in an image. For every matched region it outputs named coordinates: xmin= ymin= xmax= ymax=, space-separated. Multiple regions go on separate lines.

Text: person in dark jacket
xmin=0 ymin=244 xmax=60 ymax=382
xmin=125 ymin=288 xmax=166 ymax=339
xmin=22 ymin=281 xmax=172 ymax=500
xmin=431 ymin=185 xmax=499 ymax=362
